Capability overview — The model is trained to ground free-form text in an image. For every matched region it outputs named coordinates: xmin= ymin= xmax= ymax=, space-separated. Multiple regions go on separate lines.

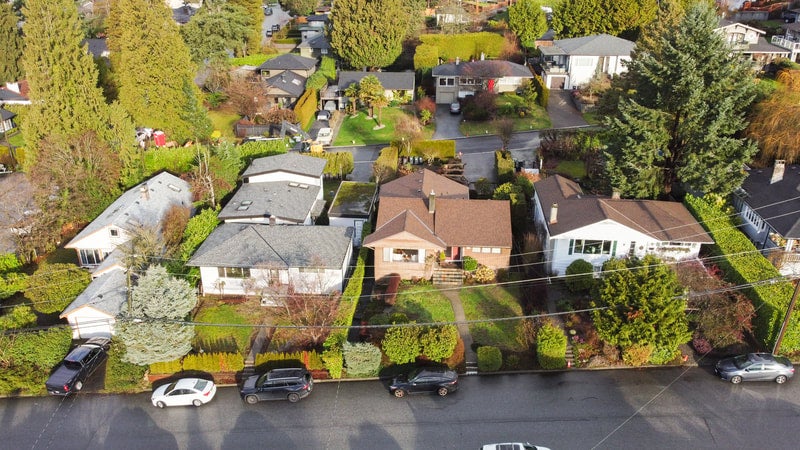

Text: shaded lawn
xmin=334 ymin=108 xmax=411 ymax=146
xmin=460 ymin=285 xmax=526 ymax=351
xmin=555 ymin=160 xmax=586 ymax=179
xmin=194 ymin=303 xmax=256 ymax=354
xmin=208 ymin=109 xmax=241 ymax=140
xmin=393 ymin=283 xmax=456 ymax=323
xmin=459 ymin=107 xmax=551 ymax=136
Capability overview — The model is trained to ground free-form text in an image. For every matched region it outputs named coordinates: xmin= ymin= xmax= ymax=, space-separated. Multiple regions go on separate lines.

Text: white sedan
xmin=151 ymin=378 xmax=217 ymax=408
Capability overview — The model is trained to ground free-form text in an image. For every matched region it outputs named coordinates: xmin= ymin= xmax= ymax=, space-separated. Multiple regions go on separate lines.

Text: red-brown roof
xmin=379 ymin=169 xmax=469 ymax=200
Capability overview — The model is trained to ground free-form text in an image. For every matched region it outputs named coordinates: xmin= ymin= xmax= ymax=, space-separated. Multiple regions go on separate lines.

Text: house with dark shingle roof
xmin=538 ymin=33 xmax=635 ymax=90
xmin=337 ymin=71 xmax=416 ymax=103
xmin=264 ymin=70 xmax=308 ymax=108
xmin=257 ymin=53 xmax=317 ymax=79
xmin=363 ymin=169 xmax=512 ymax=280
xmin=532 ymin=175 xmax=713 ymax=276
xmin=432 ymin=59 xmax=534 ymax=104
xmin=733 ymin=161 xmax=800 ymax=275
xmin=186 ymin=223 xmax=353 ymax=296
xmin=60 ymin=270 xmax=127 ymax=339
xmin=298 ymin=33 xmax=331 ymax=60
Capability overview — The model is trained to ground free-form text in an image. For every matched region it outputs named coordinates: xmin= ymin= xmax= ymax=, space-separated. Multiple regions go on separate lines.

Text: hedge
xmin=183 ymin=352 xmax=245 ymax=373
xmin=532 ymin=74 xmax=549 ymax=108
xmin=144 ymin=145 xmax=198 ymax=175
xmin=293 ymin=88 xmax=318 ymax=131
xmin=496 ymin=150 xmax=514 ymax=185
xmin=374 ymin=146 xmax=398 ymax=176
xmin=477 ymin=346 xmax=502 ymax=372
xmin=418 ymin=32 xmax=506 ymax=62
xmin=411 ymin=140 xmax=456 ymax=161
xmin=150 ymin=359 xmax=183 ymax=375
xmin=311 ymin=151 xmax=355 ymax=178
xmin=254 ymin=350 xmax=325 ymax=370
xmin=684 ymin=194 xmax=800 ymax=353
xmin=413 ymin=43 xmax=440 ymax=73
xmin=537 ymin=322 xmax=567 ymax=369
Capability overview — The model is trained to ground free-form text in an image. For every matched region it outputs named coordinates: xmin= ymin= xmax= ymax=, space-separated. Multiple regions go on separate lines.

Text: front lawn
xmin=459 ymin=96 xmax=551 ymax=136
xmin=194 ymin=302 xmax=257 ymax=354
xmin=394 ymin=282 xmax=456 ymax=323
xmin=460 ymin=285 xmax=526 ymax=351
xmin=555 ymin=160 xmax=587 ymax=179
xmin=335 ymin=108 xmax=416 ymax=146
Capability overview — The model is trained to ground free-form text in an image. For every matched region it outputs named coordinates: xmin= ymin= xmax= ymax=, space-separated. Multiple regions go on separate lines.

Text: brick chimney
xmin=428 ymin=190 xmax=436 ymax=214
xmin=612 ymin=189 xmax=621 ymax=200
xmin=549 ymin=203 xmax=558 ymax=224
xmin=139 ymin=183 xmax=149 ymax=200
xmin=771 ymin=159 xmax=786 ymax=184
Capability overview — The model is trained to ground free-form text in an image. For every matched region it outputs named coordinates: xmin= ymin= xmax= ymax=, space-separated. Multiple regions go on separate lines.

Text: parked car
xmin=151 ymin=378 xmax=217 ymax=408
xmin=449 ymin=102 xmax=461 ymax=114
xmin=266 ymin=29 xmax=273 ymax=38
xmin=315 ymin=127 xmax=333 ymax=146
xmin=715 ymin=353 xmax=794 ymax=384
xmin=240 ymin=368 xmax=313 ymax=404
xmin=45 ymin=337 xmax=111 ymax=396
xmin=272 ymin=24 xmax=280 ymax=32
xmin=389 ymin=366 xmax=458 ymax=398
xmin=482 ymin=443 xmax=551 ymax=450
xmin=316 ymin=110 xmax=331 ymax=121
xmin=263 ymin=6 xmax=273 ymax=15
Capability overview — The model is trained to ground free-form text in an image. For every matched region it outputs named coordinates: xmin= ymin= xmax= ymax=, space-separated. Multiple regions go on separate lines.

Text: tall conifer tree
xmin=0 ymin=2 xmax=24 ymax=83
xmin=330 ymin=0 xmax=411 ymax=70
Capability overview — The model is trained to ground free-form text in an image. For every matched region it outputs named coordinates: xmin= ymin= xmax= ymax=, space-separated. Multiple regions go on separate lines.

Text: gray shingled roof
xmin=60 ymin=269 xmax=128 ymax=318
xmin=241 ymin=153 xmax=326 ymax=180
xmin=186 ymin=223 xmax=352 ymax=269
xmin=432 ymin=60 xmax=534 ymax=78
xmin=265 ymin=71 xmax=308 ymax=97
xmin=0 ymin=88 xmax=27 ymax=103
xmin=218 ymin=180 xmax=323 ymax=223
xmin=66 ymin=172 xmax=192 ymax=247
xmin=0 ymin=107 xmax=14 ymax=120
xmin=337 ymin=71 xmax=416 ymax=91
xmin=298 ymin=34 xmax=331 ymax=51
xmin=257 ymin=53 xmax=317 ymax=72
xmin=747 ymin=37 xmax=791 ymax=54
xmin=740 ymin=165 xmax=800 ymax=238
xmin=543 ymin=34 xmax=635 ymax=57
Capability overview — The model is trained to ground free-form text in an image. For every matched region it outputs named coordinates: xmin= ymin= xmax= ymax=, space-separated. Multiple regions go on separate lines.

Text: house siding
xmin=64 ymin=308 xmax=115 ymax=340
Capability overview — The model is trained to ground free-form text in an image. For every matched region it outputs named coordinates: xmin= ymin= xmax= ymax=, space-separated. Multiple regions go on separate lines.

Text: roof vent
xmin=167 ymin=183 xmax=182 ymax=192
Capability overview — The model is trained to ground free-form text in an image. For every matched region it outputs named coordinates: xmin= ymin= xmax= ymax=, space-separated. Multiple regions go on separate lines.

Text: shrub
xmin=104 ymin=338 xmax=148 ymax=393
xmin=692 ymin=333 xmax=713 ymax=355
xmin=254 ymin=351 xmax=323 ymax=370
xmin=477 ymin=346 xmax=502 ymax=372
xmin=0 ymin=305 xmax=37 ymax=330
xmin=415 ymin=96 xmax=436 ymax=123
xmin=462 ymin=256 xmax=478 ymax=271
xmin=183 ymin=352 xmax=244 ymax=372
xmin=322 ymin=347 xmax=343 ymax=379
xmin=149 ymin=358 xmax=183 ymax=375
xmin=565 ymin=259 xmax=595 ymax=292
xmin=0 ymin=253 xmax=23 ymax=273
xmin=496 ymin=150 xmax=515 ymax=185
xmin=505 ymin=354 xmax=520 ymax=370
xmin=463 ymin=91 xmax=497 ymax=121
xmin=473 ymin=265 xmax=496 ymax=284
xmin=343 ymin=342 xmax=382 ymax=377
xmin=532 ymin=73 xmax=549 ymax=108
xmin=420 ymin=325 xmax=458 ymax=362
xmin=382 ymin=324 xmax=423 ymax=364
xmin=648 ymin=346 xmax=679 ymax=365
xmin=622 ymin=343 xmax=653 ymax=367
xmin=537 ymin=322 xmax=567 ymax=369
xmin=25 ymin=262 xmax=91 ymax=314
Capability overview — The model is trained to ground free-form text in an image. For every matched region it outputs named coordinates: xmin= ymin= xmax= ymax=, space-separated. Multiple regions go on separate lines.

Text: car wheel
xmin=193 ymin=399 xmax=203 ymax=407
xmin=287 ymin=393 xmax=300 ymax=403
xmin=156 ymin=401 xmax=166 ymax=409
xmin=775 ymin=375 xmax=788 ymax=384
xmin=437 ymin=387 xmax=449 ymax=397
xmin=245 ymin=395 xmax=259 ymax=405
xmin=74 ymin=381 xmax=83 ymax=391
xmin=393 ymin=389 xmax=406 ymax=398
xmin=730 ymin=375 xmax=743 ymax=384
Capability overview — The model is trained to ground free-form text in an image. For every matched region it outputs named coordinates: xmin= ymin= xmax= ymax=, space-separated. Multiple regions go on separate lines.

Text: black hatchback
xmin=240 ymin=368 xmax=313 ymax=404
xmin=390 ymin=367 xmax=458 ymax=398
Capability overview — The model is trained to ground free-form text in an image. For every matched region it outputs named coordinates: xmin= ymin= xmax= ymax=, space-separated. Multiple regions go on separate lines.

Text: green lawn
xmin=459 ymin=99 xmax=551 ymax=137
xmin=229 ymin=53 xmax=278 ymax=67
xmin=194 ymin=304 xmax=255 ymax=354
xmin=208 ymin=109 xmax=241 ymax=140
xmin=334 ymin=108 xmax=412 ymax=146
xmin=555 ymin=160 xmax=587 ymax=179
xmin=460 ymin=285 xmax=526 ymax=351
xmin=394 ymin=283 xmax=456 ymax=323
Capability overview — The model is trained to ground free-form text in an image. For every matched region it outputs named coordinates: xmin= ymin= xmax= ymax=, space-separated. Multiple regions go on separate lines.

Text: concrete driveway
xmin=548 ymin=90 xmax=589 ymax=128
xmin=432 ymin=104 xmax=464 ymax=139
xmin=261 ymin=3 xmax=293 ymax=46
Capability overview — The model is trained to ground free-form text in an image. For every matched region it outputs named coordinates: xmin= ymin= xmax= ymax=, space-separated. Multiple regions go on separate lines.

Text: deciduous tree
xmin=745 ymin=68 xmax=800 ymax=166
xmin=330 ymin=0 xmax=411 ymax=69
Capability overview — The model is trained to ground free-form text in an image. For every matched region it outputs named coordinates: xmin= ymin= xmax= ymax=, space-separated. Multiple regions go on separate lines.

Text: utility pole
xmin=772 ymin=279 xmax=800 ymax=354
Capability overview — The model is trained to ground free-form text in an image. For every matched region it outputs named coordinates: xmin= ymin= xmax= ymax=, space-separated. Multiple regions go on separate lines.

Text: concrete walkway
xmin=439 ymin=288 xmax=478 ymax=374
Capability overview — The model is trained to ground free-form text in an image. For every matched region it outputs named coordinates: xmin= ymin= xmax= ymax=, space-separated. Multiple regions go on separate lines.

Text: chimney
xmin=269 ymin=215 xmax=276 ymax=225
xmin=139 ymin=183 xmax=149 ymax=200
xmin=480 ymin=52 xmax=485 ymax=61
xmin=428 ymin=190 xmax=436 ymax=214
xmin=612 ymin=189 xmax=620 ymax=200
xmin=771 ymin=159 xmax=786 ymax=184
xmin=455 ymin=57 xmax=460 ymax=65
xmin=549 ymin=203 xmax=558 ymax=224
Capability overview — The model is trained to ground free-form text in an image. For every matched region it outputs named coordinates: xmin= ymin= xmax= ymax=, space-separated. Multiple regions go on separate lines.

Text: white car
xmin=151 ymin=378 xmax=217 ymax=408
xmin=482 ymin=444 xmax=551 ymax=450
xmin=316 ymin=127 xmax=333 ymax=146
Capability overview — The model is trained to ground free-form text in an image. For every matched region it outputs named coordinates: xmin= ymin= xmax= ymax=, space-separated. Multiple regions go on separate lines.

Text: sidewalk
xmin=439 ymin=288 xmax=478 ymax=374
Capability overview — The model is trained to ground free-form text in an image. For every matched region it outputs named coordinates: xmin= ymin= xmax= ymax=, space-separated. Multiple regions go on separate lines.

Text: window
xmin=79 ymin=249 xmax=105 ymax=266
xmin=569 ymin=239 xmax=614 ymax=255
xmin=438 ymin=77 xmax=455 ymax=86
xmin=386 ymin=248 xmax=419 ymax=262
xmin=109 ymin=228 xmax=119 ymax=237
xmin=217 ymin=267 xmax=250 ymax=278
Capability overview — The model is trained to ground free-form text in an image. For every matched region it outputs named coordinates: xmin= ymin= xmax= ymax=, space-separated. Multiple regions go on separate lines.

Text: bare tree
xmin=161 ymin=204 xmax=191 ymax=257
xmin=224 ymin=75 xmax=269 ymax=118
xmin=494 ymin=117 xmax=515 ymax=150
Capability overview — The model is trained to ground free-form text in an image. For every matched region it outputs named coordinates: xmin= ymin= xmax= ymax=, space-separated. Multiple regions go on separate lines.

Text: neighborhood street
xmin=3 ymin=368 xmax=798 ymax=449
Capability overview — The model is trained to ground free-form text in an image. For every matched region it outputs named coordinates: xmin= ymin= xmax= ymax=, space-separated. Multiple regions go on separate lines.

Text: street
xmin=3 ymin=367 xmax=799 ymax=449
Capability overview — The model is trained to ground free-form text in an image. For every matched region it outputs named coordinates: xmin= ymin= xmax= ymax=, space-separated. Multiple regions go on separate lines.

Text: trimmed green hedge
xmin=311 ymin=151 xmax=355 ymax=178
xmin=477 ymin=345 xmax=503 ymax=372
xmin=496 ymin=150 xmax=514 ymax=185
xmin=374 ymin=146 xmax=399 ymax=178
xmin=684 ymin=194 xmax=800 ymax=353
xmin=411 ymin=140 xmax=456 ymax=161
xmin=537 ymin=322 xmax=567 ymax=369
xmin=418 ymin=32 xmax=506 ymax=62
xmin=255 ymin=350 xmax=325 ymax=370
xmin=293 ymin=88 xmax=318 ymax=131
xmin=413 ymin=43 xmax=440 ymax=73
xmin=532 ymin=74 xmax=549 ymax=108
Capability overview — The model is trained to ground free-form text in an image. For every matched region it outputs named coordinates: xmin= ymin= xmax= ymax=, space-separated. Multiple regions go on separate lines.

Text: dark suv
xmin=45 ymin=337 xmax=111 ymax=396
xmin=390 ymin=367 xmax=459 ymax=398
xmin=240 ymin=368 xmax=313 ymax=404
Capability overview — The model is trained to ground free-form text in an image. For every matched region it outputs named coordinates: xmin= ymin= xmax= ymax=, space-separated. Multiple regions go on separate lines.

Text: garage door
xmin=437 ymin=91 xmax=456 ymax=104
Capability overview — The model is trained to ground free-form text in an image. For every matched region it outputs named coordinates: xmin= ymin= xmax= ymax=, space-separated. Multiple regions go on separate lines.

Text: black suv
xmin=240 ymin=368 xmax=313 ymax=404
xmin=390 ymin=367 xmax=459 ymax=398
xmin=45 ymin=337 xmax=111 ymax=396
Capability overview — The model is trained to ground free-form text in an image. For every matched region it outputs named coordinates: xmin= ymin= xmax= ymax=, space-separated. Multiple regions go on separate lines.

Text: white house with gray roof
xmin=539 ymin=34 xmax=635 ymax=89
xmin=186 ymin=223 xmax=353 ymax=297
xmin=431 ymin=59 xmax=534 ymax=104
xmin=60 ymin=270 xmax=128 ymax=339
xmin=65 ymin=172 xmax=192 ymax=273
xmin=219 ymin=153 xmax=326 ymax=224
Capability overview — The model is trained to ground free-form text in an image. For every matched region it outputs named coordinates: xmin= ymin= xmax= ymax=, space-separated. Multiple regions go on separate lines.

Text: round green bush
xmin=565 ymin=259 xmax=595 ymax=292
xmin=462 ymin=256 xmax=478 ymax=271
xmin=477 ymin=346 xmax=502 ymax=372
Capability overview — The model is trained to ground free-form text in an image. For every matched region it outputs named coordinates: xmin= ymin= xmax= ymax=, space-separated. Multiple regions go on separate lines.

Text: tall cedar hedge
xmin=495 ymin=150 xmax=515 ymax=185
xmin=532 ymin=74 xmax=549 ymax=108
xmin=684 ymin=194 xmax=800 ymax=353
xmin=411 ymin=140 xmax=456 ymax=160
xmin=293 ymin=88 xmax=318 ymax=130
xmin=418 ymin=32 xmax=506 ymax=62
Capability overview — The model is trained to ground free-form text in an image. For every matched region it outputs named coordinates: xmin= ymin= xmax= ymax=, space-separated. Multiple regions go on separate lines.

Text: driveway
xmin=261 ymin=3 xmax=293 ymax=46
xmin=548 ymin=90 xmax=589 ymax=128
xmin=432 ymin=104 xmax=464 ymax=139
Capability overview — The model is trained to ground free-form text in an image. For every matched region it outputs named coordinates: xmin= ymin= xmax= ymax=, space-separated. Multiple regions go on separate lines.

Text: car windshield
xmin=733 ymin=355 xmax=750 ymax=369
xmin=165 ymin=382 xmax=178 ymax=393
xmin=194 ymin=379 xmax=209 ymax=391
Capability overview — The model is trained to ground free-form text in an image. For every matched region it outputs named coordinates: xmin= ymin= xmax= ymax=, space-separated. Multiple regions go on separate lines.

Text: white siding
xmin=64 ymin=308 xmax=115 ymax=340
xmin=329 ymin=217 xmax=364 ymax=246
xmin=247 ymin=172 xmax=323 ymax=189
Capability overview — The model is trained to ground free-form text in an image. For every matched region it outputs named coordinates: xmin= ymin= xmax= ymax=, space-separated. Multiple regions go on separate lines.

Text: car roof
xmin=267 ymin=368 xmax=307 ymax=379
xmin=174 ymin=378 xmax=210 ymax=390
xmin=65 ymin=345 xmax=94 ymax=361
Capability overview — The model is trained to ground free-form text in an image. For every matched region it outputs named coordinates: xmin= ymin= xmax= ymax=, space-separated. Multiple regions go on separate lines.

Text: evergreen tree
xmin=283 ymin=0 xmax=318 ymax=16
xmin=181 ymin=0 xmax=252 ymax=63
xmin=20 ymin=0 xmax=111 ymax=167
xmin=226 ymin=0 xmax=262 ymax=56
xmin=107 ymin=0 xmax=210 ymax=143
xmin=330 ymin=0 xmax=410 ymax=69
xmin=552 ymin=0 xmax=657 ymax=39
xmin=0 ymin=1 xmax=24 ymax=83
xmin=604 ymin=3 xmax=758 ymax=198
xmin=508 ymin=0 xmax=548 ymax=51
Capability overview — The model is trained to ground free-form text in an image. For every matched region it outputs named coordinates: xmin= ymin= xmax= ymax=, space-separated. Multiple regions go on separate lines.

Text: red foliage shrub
xmin=415 ymin=96 xmax=435 ymax=117
xmin=384 ymin=273 xmax=401 ymax=306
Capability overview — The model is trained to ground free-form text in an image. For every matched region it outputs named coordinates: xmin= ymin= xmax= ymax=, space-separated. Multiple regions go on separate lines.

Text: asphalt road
xmin=4 ymin=367 xmax=799 ymax=449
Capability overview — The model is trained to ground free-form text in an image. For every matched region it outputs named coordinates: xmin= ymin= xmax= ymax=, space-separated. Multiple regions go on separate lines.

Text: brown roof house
xmin=532 ymin=175 xmax=713 ymax=276
xmin=363 ymin=169 xmax=512 ymax=281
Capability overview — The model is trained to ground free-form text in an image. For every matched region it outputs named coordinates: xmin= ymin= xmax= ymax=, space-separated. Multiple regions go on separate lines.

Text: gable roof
xmin=66 ymin=172 xmax=192 ymax=248
xmin=337 ymin=71 xmax=416 ymax=91
xmin=241 ymin=153 xmax=326 ymax=180
xmin=218 ymin=180 xmax=323 ymax=223
xmin=0 ymin=108 xmax=14 ymax=120
xmin=535 ymin=175 xmax=712 ymax=243
xmin=432 ymin=60 xmax=534 ymax=78
xmin=60 ymin=269 xmax=127 ymax=318
xmin=379 ymin=169 xmax=469 ymax=200
xmin=186 ymin=223 xmax=352 ymax=269
xmin=265 ymin=71 xmax=308 ymax=97
xmin=298 ymin=33 xmax=331 ymax=51
xmin=0 ymin=85 xmax=28 ymax=104
xmin=541 ymin=34 xmax=635 ymax=57
xmin=739 ymin=164 xmax=800 ymax=238
xmin=257 ymin=53 xmax=317 ymax=72
xmin=716 ymin=19 xmax=765 ymax=35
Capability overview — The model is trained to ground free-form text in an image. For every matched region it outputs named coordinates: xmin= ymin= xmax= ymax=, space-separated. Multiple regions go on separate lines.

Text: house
xmin=771 ymin=20 xmax=800 ymax=63
xmin=431 ymin=59 xmax=534 ymax=104
xmin=60 ymin=269 xmax=128 ymax=339
xmin=298 ymin=33 xmax=331 ymax=59
xmin=264 ymin=71 xmax=308 ymax=109
xmin=363 ymin=169 xmax=512 ymax=280
xmin=257 ymin=53 xmax=318 ymax=80
xmin=298 ymin=14 xmax=329 ymax=41
xmin=532 ymin=175 xmax=713 ymax=276
xmin=328 ymin=181 xmax=378 ymax=246
xmin=218 ymin=153 xmax=326 ymax=225
xmin=733 ymin=161 xmax=800 ymax=275
xmin=715 ymin=19 xmax=790 ymax=68
xmin=65 ymin=172 xmax=192 ymax=272
xmin=337 ymin=71 xmax=415 ymax=103
xmin=0 ymin=82 xmax=30 ymax=106
xmin=0 ymin=108 xmax=14 ymax=133
xmin=186 ymin=223 xmax=353 ymax=297
xmin=538 ymin=34 xmax=635 ymax=90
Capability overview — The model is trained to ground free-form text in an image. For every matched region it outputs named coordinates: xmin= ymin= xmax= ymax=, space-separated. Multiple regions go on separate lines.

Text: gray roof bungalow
xmin=257 ymin=53 xmax=318 ymax=79
xmin=431 ymin=59 xmax=534 ymax=104
xmin=60 ymin=270 xmax=128 ymax=339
